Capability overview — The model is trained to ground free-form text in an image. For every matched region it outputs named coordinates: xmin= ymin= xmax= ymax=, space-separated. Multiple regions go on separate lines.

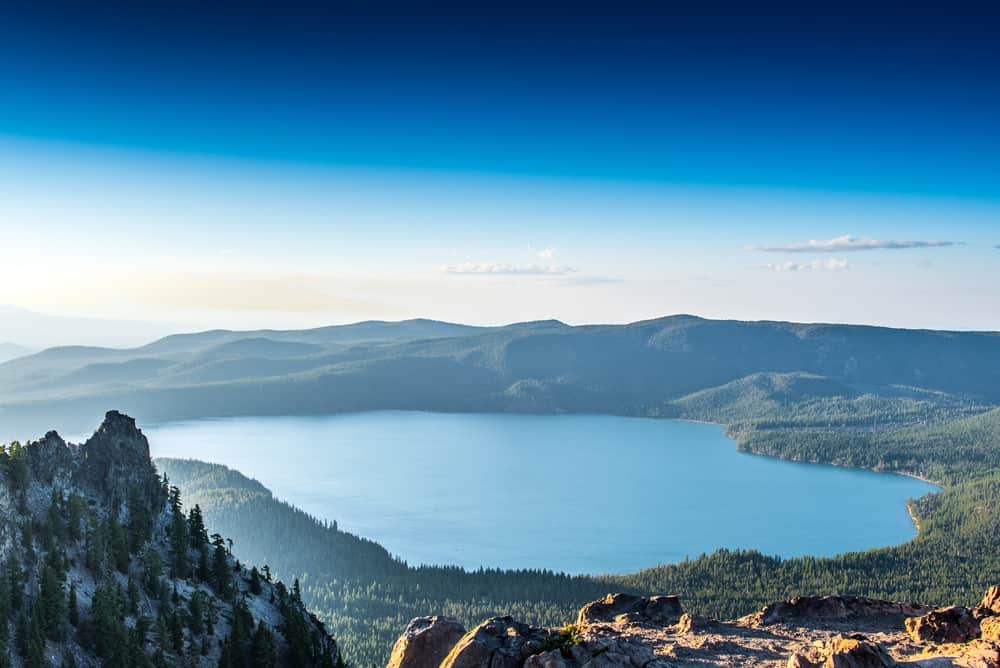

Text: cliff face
xmin=0 ymin=410 xmax=339 ymax=667
xmin=388 ymin=591 xmax=1000 ymax=668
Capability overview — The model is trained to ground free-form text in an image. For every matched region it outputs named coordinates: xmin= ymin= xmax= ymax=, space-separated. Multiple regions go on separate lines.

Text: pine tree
xmin=39 ymin=560 xmax=66 ymax=640
xmin=127 ymin=485 xmax=153 ymax=553
xmin=127 ymin=577 xmax=140 ymax=616
xmin=250 ymin=622 xmax=278 ymax=668
xmin=188 ymin=505 xmax=208 ymax=547
xmin=68 ymin=581 xmax=79 ymax=627
xmin=168 ymin=487 xmax=190 ymax=578
xmin=188 ymin=591 xmax=204 ymax=635
xmin=211 ymin=534 xmax=230 ymax=599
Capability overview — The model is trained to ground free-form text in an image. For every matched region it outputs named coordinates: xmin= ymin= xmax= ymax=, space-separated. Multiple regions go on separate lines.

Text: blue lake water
xmin=142 ymin=411 xmax=938 ymax=575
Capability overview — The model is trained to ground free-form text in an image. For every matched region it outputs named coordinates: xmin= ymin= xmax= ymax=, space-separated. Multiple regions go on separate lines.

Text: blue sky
xmin=1 ymin=3 xmax=999 ymax=340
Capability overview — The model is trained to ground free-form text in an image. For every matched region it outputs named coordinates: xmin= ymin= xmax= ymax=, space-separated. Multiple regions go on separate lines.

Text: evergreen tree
xmin=68 ymin=581 xmax=79 ymax=627
xmin=250 ymin=622 xmax=279 ymax=668
xmin=39 ymin=560 xmax=66 ymax=640
xmin=188 ymin=591 xmax=204 ymax=635
xmin=211 ymin=534 xmax=230 ymax=599
xmin=168 ymin=486 xmax=190 ymax=579
xmin=188 ymin=505 xmax=208 ymax=547
xmin=127 ymin=485 xmax=153 ymax=553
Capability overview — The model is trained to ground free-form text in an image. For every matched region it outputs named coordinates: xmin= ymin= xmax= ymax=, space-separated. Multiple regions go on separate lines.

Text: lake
xmin=143 ymin=411 xmax=938 ymax=575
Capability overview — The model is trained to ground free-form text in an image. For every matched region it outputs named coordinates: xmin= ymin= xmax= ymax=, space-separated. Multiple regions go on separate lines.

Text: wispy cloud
xmin=748 ymin=235 xmax=961 ymax=253
xmin=440 ymin=262 xmax=575 ymax=276
xmin=534 ymin=247 xmax=555 ymax=261
xmin=766 ymin=258 xmax=850 ymax=272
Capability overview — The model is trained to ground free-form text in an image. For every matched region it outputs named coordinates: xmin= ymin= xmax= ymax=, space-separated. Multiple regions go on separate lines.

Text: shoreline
xmin=150 ymin=409 xmax=942 ymax=575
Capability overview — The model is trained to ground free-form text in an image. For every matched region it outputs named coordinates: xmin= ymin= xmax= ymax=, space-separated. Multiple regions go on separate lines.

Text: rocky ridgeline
xmin=1 ymin=411 xmax=338 ymax=667
xmin=388 ymin=589 xmax=1000 ymax=668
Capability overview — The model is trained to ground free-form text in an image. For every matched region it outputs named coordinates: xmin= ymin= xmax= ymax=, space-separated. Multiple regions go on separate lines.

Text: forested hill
xmin=2 ymin=315 xmax=999 ymax=439
xmin=0 ymin=412 xmax=341 ymax=667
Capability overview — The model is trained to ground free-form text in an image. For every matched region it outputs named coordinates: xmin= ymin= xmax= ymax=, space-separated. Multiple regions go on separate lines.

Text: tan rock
xmin=975 ymin=586 xmax=1000 ymax=619
xmin=982 ymin=617 xmax=1000 ymax=642
xmin=959 ymin=641 xmax=1000 ymax=668
xmin=905 ymin=606 xmax=980 ymax=644
xmin=387 ymin=616 xmax=466 ymax=668
xmin=823 ymin=635 xmax=895 ymax=667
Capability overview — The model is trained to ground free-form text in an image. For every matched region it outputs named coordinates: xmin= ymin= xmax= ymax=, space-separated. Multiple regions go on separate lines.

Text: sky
xmin=1 ymin=2 xmax=999 ymax=344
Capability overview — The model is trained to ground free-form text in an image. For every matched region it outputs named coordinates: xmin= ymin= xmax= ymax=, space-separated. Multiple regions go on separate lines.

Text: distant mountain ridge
xmin=1 ymin=314 xmax=998 ymax=439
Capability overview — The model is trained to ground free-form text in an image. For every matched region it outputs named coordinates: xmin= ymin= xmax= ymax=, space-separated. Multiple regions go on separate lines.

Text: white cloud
xmin=535 ymin=247 xmax=555 ymax=260
xmin=748 ymin=235 xmax=960 ymax=253
xmin=440 ymin=262 xmax=575 ymax=276
xmin=767 ymin=258 xmax=850 ymax=272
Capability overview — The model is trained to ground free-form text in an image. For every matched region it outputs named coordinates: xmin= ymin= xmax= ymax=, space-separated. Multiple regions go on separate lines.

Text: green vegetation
xmin=536 ymin=624 xmax=583 ymax=657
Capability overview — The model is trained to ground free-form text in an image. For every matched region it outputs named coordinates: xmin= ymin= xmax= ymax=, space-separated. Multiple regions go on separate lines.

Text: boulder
xmin=441 ymin=616 xmax=553 ymax=668
xmin=822 ymin=635 xmax=895 ymax=668
xmin=787 ymin=654 xmax=817 ymax=668
xmin=387 ymin=616 xmax=466 ymax=668
xmin=982 ymin=616 xmax=1000 ymax=642
xmin=523 ymin=650 xmax=567 ymax=668
xmin=905 ymin=606 xmax=980 ymax=644
xmin=577 ymin=594 xmax=683 ymax=626
xmin=674 ymin=613 xmax=717 ymax=635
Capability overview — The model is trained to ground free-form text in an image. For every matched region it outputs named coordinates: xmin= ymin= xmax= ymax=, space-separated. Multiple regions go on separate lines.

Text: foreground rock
xmin=391 ymin=587 xmax=1000 ymax=668
xmin=389 ymin=617 xmax=467 ymax=668
xmin=905 ymin=606 xmax=980 ymax=644
xmin=441 ymin=617 xmax=554 ymax=668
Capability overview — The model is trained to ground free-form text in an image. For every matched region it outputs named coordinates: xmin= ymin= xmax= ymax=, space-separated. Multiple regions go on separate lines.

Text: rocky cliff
xmin=388 ymin=589 xmax=1000 ymax=668
xmin=0 ymin=410 xmax=340 ymax=667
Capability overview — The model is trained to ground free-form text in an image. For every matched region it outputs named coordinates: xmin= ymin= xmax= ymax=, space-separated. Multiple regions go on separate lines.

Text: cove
xmin=143 ymin=411 xmax=938 ymax=575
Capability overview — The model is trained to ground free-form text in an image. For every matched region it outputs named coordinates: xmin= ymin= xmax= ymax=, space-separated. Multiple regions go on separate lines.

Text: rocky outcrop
xmin=390 ymin=588 xmax=1000 ymax=668
xmin=749 ymin=596 xmax=932 ymax=628
xmin=389 ymin=617 xmax=467 ymax=668
xmin=24 ymin=430 xmax=75 ymax=485
xmin=905 ymin=606 xmax=980 ymax=644
xmin=76 ymin=410 xmax=161 ymax=511
xmin=977 ymin=586 xmax=1000 ymax=619
xmin=577 ymin=593 xmax=684 ymax=626
xmin=440 ymin=617 xmax=554 ymax=668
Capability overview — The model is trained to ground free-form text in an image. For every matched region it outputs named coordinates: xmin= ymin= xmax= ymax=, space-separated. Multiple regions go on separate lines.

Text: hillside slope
xmin=0 ymin=411 xmax=341 ymax=667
